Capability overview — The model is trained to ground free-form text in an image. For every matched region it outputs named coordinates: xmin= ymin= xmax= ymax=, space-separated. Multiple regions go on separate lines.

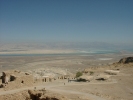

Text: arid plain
xmin=0 ymin=52 xmax=133 ymax=100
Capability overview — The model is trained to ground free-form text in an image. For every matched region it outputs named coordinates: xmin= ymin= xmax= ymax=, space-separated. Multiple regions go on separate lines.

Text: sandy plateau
xmin=0 ymin=53 xmax=133 ymax=100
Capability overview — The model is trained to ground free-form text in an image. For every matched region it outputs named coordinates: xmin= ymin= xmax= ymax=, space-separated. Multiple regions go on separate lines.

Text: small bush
xmin=76 ymin=71 xmax=83 ymax=78
xmin=90 ymin=71 xmax=94 ymax=75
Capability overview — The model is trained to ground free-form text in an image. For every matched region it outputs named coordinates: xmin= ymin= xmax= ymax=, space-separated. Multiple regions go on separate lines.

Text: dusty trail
xmin=0 ymin=81 xmax=118 ymax=100
xmin=0 ymin=81 xmax=117 ymax=95
xmin=47 ymin=87 xmax=106 ymax=100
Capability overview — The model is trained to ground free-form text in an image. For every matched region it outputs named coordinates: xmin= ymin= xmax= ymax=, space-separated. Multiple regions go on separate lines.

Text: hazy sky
xmin=0 ymin=0 xmax=133 ymax=44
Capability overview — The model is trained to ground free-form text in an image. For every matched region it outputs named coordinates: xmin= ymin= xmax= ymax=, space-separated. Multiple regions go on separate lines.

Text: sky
xmin=0 ymin=0 xmax=133 ymax=44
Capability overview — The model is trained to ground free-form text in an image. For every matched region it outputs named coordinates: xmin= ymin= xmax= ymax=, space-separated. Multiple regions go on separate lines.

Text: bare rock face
xmin=28 ymin=89 xmax=67 ymax=100
xmin=0 ymin=89 xmax=68 ymax=100
xmin=118 ymin=57 xmax=133 ymax=64
xmin=28 ymin=89 xmax=46 ymax=100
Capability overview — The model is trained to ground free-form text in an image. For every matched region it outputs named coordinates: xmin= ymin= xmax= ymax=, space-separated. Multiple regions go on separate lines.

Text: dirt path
xmin=47 ymin=87 xmax=106 ymax=100
xmin=0 ymin=81 xmax=118 ymax=100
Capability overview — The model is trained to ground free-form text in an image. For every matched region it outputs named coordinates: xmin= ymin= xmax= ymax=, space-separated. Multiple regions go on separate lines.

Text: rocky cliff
xmin=118 ymin=57 xmax=133 ymax=64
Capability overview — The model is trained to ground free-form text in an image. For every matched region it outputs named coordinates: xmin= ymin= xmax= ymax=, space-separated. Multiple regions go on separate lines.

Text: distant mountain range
xmin=0 ymin=42 xmax=133 ymax=53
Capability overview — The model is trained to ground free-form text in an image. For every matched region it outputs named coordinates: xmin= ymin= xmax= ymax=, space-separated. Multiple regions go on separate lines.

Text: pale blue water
xmin=0 ymin=49 xmax=120 ymax=57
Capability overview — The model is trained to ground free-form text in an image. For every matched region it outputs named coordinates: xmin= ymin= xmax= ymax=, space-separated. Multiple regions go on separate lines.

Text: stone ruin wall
xmin=0 ymin=71 xmax=34 ymax=90
xmin=33 ymin=75 xmax=76 ymax=84
xmin=34 ymin=77 xmax=53 ymax=84
xmin=0 ymin=70 xmax=76 ymax=90
xmin=15 ymin=75 xmax=34 ymax=86
xmin=0 ymin=75 xmax=34 ymax=90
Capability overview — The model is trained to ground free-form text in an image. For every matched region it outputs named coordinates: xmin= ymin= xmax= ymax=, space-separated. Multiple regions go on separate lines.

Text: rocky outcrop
xmin=77 ymin=75 xmax=93 ymax=82
xmin=0 ymin=89 xmax=68 ymax=100
xmin=118 ymin=57 xmax=133 ymax=64
xmin=96 ymin=74 xmax=110 ymax=81
xmin=28 ymin=89 xmax=46 ymax=100
xmin=105 ymin=70 xmax=119 ymax=75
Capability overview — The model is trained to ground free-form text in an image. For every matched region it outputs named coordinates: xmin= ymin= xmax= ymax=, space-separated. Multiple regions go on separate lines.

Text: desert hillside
xmin=0 ymin=56 xmax=133 ymax=100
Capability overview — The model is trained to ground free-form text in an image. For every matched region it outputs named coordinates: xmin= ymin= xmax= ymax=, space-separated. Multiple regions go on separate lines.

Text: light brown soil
xmin=0 ymin=53 xmax=133 ymax=100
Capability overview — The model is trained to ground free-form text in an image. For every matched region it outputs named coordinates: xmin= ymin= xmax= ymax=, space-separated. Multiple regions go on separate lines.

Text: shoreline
xmin=0 ymin=50 xmax=123 ymax=57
